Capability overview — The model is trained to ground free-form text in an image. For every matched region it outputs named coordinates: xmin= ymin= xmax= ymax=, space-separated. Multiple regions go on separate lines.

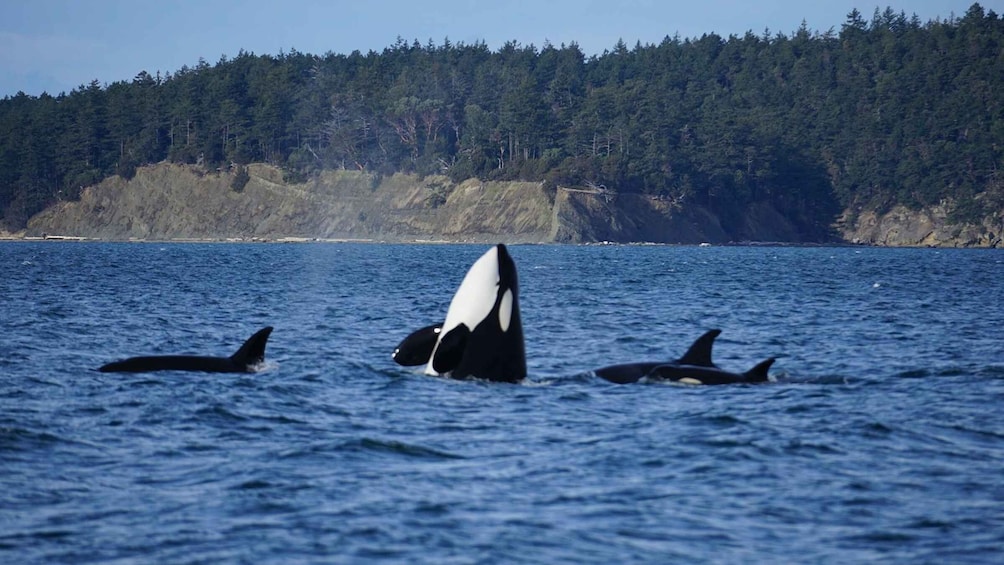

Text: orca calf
xmin=594 ymin=329 xmax=773 ymax=385
xmin=393 ymin=244 xmax=526 ymax=383
xmin=392 ymin=324 xmax=442 ymax=366
xmin=594 ymin=329 xmax=723 ymax=384
xmin=98 ymin=326 xmax=273 ymax=373
xmin=645 ymin=358 xmax=775 ymax=385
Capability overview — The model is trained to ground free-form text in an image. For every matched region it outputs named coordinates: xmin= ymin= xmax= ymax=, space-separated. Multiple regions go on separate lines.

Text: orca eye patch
xmin=498 ymin=289 xmax=513 ymax=332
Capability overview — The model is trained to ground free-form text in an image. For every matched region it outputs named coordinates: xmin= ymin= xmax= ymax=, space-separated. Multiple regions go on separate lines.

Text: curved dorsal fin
xmin=676 ymin=329 xmax=721 ymax=367
xmin=230 ymin=326 xmax=273 ymax=367
xmin=743 ymin=358 xmax=775 ymax=383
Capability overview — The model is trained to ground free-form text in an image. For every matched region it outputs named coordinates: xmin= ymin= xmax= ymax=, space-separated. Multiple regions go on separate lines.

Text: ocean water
xmin=1 ymin=242 xmax=1003 ymax=564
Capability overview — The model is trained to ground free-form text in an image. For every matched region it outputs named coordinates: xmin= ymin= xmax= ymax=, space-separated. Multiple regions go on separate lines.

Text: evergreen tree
xmin=0 ymin=4 xmax=1001 ymax=238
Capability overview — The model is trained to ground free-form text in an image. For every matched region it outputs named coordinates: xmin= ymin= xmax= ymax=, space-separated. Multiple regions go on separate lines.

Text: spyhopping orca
xmin=98 ymin=326 xmax=273 ymax=373
xmin=594 ymin=329 xmax=773 ymax=385
xmin=393 ymin=244 xmax=526 ymax=383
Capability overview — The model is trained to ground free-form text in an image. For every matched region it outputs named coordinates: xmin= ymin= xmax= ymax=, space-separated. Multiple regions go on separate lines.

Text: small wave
xmin=784 ymin=438 xmax=845 ymax=456
xmin=556 ymin=390 xmax=593 ymax=401
xmin=194 ymin=404 xmax=249 ymax=422
xmin=0 ymin=427 xmax=66 ymax=452
xmin=0 ymin=529 xmax=75 ymax=550
xmin=893 ymin=366 xmax=995 ymax=379
xmin=124 ymin=377 xmax=168 ymax=387
xmin=249 ymin=360 xmax=279 ymax=373
xmin=781 ymin=374 xmax=858 ymax=385
xmin=980 ymin=365 xmax=1004 ymax=378
xmin=842 ymin=530 xmax=917 ymax=544
xmin=346 ymin=437 xmax=465 ymax=460
xmin=232 ymin=479 xmax=274 ymax=490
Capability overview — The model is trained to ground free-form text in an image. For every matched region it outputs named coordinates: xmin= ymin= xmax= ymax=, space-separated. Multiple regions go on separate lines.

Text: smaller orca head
xmin=392 ymin=324 xmax=442 ymax=366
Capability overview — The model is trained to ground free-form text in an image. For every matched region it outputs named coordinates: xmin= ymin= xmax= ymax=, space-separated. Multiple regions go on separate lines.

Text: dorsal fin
xmin=230 ymin=326 xmax=273 ymax=367
xmin=743 ymin=358 xmax=775 ymax=383
xmin=676 ymin=329 xmax=721 ymax=367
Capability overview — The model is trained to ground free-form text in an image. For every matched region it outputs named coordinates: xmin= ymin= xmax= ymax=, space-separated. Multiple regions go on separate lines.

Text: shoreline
xmin=3 ymin=233 xmax=997 ymax=249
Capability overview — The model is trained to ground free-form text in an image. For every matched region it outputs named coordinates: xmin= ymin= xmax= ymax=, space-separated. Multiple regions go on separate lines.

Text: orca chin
xmin=594 ymin=329 xmax=774 ymax=385
xmin=98 ymin=326 xmax=273 ymax=373
xmin=393 ymin=244 xmax=526 ymax=383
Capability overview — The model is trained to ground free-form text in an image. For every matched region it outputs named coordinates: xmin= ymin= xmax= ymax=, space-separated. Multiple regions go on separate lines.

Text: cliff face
xmin=23 ymin=162 xmax=1000 ymax=246
xmin=549 ymin=190 xmax=728 ymax=243
xmin=25 ymin=163 xmax=768 ymax=244
xmin=25 ymin=164 xmax=567 ymax=242
xmin=840 ymin=205 xmax=1003 ymax=248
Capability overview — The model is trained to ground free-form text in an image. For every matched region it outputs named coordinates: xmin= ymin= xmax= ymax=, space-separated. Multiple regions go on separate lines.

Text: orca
xmin=594 ymin=329 xmax=722 ymax=384
xmin=645 ymin=358 xmax=775 ymax=385
xmin=98 ymin=326 xmax=273 ymax=373
xmin=392 ymin=324 xmax=442 ymax=366
xmin=594 ymin=329 xmax=774 ymax=385
xmin=393 ymin=244 xmax=526 ymax=383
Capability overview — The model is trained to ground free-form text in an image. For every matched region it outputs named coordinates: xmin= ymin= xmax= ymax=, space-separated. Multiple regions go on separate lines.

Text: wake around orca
xmin=98 ymin=326 xmax=273 ymax=373
xmin=393 ymin=244 xmax=526 ymax=383
xmin=594 ymin=329 xmax=774 ymax=385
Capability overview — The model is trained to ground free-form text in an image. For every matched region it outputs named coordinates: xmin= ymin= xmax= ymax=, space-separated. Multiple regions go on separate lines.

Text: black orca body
xmin=98 ymin=326 xmax=273 ymax=373
xmin=594 ymin=329 xmax=773 ymax=385
xmin=594 ymin=329 xmax=722 ymax=384
xmin=645 ymin=358 xmax=775 ymax=385
xmin=393 ymin=244 xmax=526 ymax=383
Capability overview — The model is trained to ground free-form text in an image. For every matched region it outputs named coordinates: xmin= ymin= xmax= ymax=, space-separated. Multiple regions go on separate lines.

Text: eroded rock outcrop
xmin=24 ymin=163 xmax=753 ymax=244
xmin=841 ymin=205 xmax=1002 ymax=248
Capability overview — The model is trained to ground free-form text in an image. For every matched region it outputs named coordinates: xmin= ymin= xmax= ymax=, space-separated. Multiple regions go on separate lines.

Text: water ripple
xmin=1 ymin=243 xmax=1003 ymax=563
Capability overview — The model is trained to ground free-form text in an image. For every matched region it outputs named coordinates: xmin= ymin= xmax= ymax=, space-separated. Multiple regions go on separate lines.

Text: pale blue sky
xmin=0 ymin=0 xmax=994 ymax=98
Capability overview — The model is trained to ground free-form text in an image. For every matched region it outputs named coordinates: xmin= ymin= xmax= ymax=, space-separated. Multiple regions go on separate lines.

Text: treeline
xmin=1 ymin=4 xmax=1002 ymax=237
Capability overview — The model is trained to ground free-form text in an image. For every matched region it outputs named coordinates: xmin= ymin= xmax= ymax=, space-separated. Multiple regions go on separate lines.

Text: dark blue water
xmin=2 ymin=242 xmax=1003 ymax=564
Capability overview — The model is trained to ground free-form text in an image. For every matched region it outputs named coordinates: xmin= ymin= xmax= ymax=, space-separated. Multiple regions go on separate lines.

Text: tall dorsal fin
xmin=230 ymin=326 xmax=273 ymax=367
xmin=743 ymin=358 xmax=775 ymax=383
xmin=676 ymin=329 xmax=721 ymax=367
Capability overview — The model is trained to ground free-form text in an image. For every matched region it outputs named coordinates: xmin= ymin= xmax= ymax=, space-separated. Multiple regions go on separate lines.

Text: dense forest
xmin=1 ymin=4 xmax=1001 ymax=238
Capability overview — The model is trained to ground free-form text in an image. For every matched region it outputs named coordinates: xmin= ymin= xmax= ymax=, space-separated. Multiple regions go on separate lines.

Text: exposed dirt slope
xmin=26 ymin=162 xmax=998 ymax=246
xmin=25 ymin=163 xmax=742 ymax=243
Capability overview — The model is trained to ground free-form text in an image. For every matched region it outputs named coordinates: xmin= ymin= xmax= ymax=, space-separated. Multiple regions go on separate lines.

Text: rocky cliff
xmin=839 ymin=205 xmax=1003 ymax=248
xmin=21 ymin=162 xmax=1001 ymax=247
xmin=24 ymin=163 xmax=761 ymax=244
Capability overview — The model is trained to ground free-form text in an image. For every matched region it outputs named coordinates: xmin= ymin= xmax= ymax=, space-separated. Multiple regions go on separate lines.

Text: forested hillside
xmin=1 ymin=4 xmax=1001 ymax=239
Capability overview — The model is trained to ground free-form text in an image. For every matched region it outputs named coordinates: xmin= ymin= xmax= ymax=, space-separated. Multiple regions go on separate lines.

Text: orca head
xmin=424 ymin=244 xmax=526 ymax=382
xmin=392 ymin=324 xmax=443 ymax=366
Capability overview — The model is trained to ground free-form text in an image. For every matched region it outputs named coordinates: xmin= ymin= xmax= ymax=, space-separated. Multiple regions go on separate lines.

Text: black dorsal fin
xmin=230 ymin=326 xmax=273 ymax=368
xmin=743 ymin=358 xmax=775 ymax=383
xmin=676 ymin=329 xmax=721 ymax=367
